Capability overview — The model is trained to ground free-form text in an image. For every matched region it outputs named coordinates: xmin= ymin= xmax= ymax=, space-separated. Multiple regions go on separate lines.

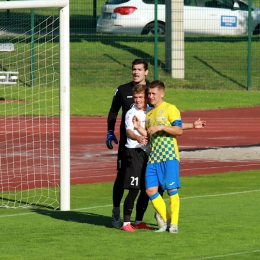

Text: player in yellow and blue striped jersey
xmin=145 ymin=80 xmax=183 ymax=233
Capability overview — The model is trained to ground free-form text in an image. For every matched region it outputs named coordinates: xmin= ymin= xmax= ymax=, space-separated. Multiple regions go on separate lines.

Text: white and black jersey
xmin=125 ymin=104 xmax=151 ymax=150
xmin=123 ymin=105 xmax=152 ymax=190
xmin=107 ymin=81 xmax=149 ymax=171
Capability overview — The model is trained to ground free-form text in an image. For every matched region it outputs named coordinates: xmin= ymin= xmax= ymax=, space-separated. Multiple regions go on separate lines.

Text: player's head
xmin=132 ymin=84 xmax=148 ymax=110
xmin=147 ymin=80 xmax=165 ymax=107
xmin=132 ymin=59 xmax=149 ymax=85
xmin=132 ymin=59 xmax=148 ymax=71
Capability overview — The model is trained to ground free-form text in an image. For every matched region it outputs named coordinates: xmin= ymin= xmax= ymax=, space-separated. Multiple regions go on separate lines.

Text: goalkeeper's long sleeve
xmin=107 ymin=81 xmax=135 ymax=132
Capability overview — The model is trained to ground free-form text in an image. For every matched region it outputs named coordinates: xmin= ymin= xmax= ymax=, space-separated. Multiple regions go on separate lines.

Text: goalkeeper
xmin=106 ymin=59 xmax=149 ymax=227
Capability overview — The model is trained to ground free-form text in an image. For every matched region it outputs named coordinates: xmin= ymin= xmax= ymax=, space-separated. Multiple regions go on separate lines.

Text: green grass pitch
xmin=0 ymin=170 xmax=259 ymax=260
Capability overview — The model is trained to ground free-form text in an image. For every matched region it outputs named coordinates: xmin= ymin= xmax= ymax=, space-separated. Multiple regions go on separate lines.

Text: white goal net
xmin=0 ymin=0 xmax=70 ymax=210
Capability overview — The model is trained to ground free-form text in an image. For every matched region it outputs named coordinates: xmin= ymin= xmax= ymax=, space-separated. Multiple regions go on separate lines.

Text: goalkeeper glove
xmin=106 ymin=130 xmax=118 ymax=149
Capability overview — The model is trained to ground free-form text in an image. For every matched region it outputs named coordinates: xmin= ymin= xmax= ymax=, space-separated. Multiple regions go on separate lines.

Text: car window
xmin=143 ymin=0 xmax=166 ymax=4
xmin=239 ymin=1 xmax=249 ymax=10
xmin=106 ymin=0 xmax=130 ymax=4
xmin=184 ymin=0 xmax=197 ymax=6
xmin=196 ymin=0 xmax=206 ymax=7
xmin=143 ymin=0 xmax=198 ymax=5
xmin=204 ymin=0 xmax=233 ymax=8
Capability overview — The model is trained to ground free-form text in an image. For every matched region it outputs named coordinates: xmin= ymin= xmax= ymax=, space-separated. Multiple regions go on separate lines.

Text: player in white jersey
xmin=121 ymin=84 xmax=153 ymax=232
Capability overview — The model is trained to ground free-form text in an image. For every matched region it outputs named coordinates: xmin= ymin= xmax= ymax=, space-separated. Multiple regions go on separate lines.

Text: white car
xmin=96 ymin=0 xmax=260 ymax=35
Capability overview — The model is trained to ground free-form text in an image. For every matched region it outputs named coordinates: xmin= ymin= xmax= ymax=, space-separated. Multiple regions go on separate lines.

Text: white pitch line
xmin=0 ymin=212 xmax=33 ymax=218
xmin=190 ymin=249 xmax=260 ymax=260
xmin=181 ymin=189 xmax=260 ymax=200
xmin=74 ymin=189 xmax=260 ymax=210
xmin=0 ymin=189 xmax=259 ymax=218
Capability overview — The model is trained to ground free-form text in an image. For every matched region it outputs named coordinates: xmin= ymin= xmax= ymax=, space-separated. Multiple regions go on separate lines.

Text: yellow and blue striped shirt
xmin=146 ymin=101 xmax=182 ymax=164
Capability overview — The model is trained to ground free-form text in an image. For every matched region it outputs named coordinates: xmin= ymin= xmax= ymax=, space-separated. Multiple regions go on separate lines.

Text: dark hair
xmin=148 ymin=80 xmax=165 ymax=91
xmin=132 ymin=84 xmax=148 ymax=95
xmin=132 ymin=59 xmax=148 ymax=71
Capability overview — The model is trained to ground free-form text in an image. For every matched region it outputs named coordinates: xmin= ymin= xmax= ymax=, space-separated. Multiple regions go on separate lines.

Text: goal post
xmin=0 ymin=0 xmax=70 ymax=211
xmin=59 ymin=1 xmax=70 ymax=212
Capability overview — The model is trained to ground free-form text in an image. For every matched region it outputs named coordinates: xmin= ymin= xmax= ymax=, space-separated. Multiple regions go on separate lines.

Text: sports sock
xmin=169 ymin=191 xmax=180 ymax=225
xmin=112 ymin=171 xmax=125 ymax=207
xmin=123 ymin=189 xmax=139 ymax=222
xmin=166 ymin=210 xmax=170 ymax=221
xmin=135 ymin=189 xmax=149 ymax=222
xmin=149 ymin=192 xmax=167 ymax=222
xmin=112 ymin=207 xmax=120 ymax=219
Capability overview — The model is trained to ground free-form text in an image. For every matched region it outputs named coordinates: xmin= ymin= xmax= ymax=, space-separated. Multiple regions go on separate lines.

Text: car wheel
xmin=253 ymin=24 xmax=260 ymax=35
xmin=142 ymin=22 xmax=165 ymax=35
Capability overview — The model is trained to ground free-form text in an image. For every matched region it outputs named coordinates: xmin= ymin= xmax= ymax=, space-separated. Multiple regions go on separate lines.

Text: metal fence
xmin=1 ymin=0 xmax=260 ymax=90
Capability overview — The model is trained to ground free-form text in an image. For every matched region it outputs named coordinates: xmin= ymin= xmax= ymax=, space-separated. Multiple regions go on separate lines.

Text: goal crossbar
xmin=0 ymin=0 xmax=69 ymax=10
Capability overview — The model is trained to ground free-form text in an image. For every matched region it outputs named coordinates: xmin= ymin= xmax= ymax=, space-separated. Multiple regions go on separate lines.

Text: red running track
xmin=0 ymin=107 xmax=259 ymax=189
xmin=70 ymin=106 xmax=260 ymax=184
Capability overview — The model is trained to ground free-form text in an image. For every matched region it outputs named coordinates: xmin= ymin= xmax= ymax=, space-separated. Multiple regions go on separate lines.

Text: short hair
xmin=132 ymin=84 xmax=148 ymax=95
xmin=148 ymin=80 xmax=165 ymax=91
xmin=132 ymin=59 xmax=148 ymax=71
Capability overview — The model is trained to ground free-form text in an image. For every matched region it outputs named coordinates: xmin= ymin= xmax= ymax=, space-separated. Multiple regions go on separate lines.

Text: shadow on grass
xmin=31 ymin=208 xmax=115 ymax=228
xmin=194 ymin=56 xmax=246 ymax=90
xmin=31 ymin=208 xmax=158 ymax=229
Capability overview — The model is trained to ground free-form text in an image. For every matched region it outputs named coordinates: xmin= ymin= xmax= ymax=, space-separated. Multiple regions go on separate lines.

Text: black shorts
xmin=123 ymin=148 xmax=148 ymax=190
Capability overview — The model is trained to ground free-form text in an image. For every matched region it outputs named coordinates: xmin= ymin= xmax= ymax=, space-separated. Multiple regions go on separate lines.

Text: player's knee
xmin=147 ymin=190 xmax=160 ymax=200
xmin=146 ymin=187 xmax=156 ymax=197
xmin=168 ymin=189 xmax=178 ymax=196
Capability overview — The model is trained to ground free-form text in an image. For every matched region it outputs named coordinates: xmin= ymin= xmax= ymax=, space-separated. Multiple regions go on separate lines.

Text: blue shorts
xmin=145 ymin=159 xmax=181 ymax=191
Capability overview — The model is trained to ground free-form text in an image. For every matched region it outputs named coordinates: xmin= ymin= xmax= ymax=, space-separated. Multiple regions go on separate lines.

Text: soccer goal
xmin=0 ymin=0 xmax=70 ymax=211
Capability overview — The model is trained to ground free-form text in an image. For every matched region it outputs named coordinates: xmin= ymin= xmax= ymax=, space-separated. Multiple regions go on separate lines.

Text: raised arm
xmin=132 ymin=115 xmax=148 ymax=136
xmin=183 ymin=118 xmax=206 ymax=130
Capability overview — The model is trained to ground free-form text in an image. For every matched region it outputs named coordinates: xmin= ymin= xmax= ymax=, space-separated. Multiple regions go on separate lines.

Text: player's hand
xmin=193 ymin=118 xmax=206 ymax=129
xmin=147 ymin=125 xmax=163 ymax=135
xmin=106 ymin=130 xmax=118 ymax=149
xmin=136 ymin=135 xmax=148 ymax=146
xmin=133 ymin=115 xmax=140 ymax=129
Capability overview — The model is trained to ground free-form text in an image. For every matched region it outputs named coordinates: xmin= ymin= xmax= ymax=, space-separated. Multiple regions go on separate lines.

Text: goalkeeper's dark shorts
xmin=123 ymin=148 xmax=148 ymax=190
